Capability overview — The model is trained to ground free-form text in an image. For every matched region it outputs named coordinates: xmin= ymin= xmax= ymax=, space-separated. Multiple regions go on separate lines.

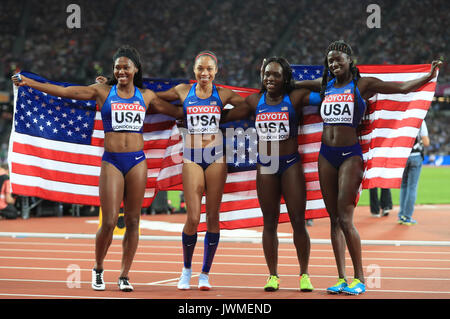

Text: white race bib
xmin=321 ymin=93 xmax=354 ymax=125
xmin=186 ymin=105 xmax=221 ymax=134
xmin=111 ymin=102 xmax=146 ymax=131
xmin=255 ymin=112 xmax=290 ymax=141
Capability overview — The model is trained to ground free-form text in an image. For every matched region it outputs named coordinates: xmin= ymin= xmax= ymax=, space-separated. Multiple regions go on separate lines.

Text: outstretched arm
xmin=361 ymin=60 xmax=442 ymax=95
xmin=293 ymin=78 xmax=322 ymax=92
xmin=156 ymin=86 xmax=182 ymax=102
xmin=145 ymin=90 xmax=183 ymax=119
xmin=220 ymin=90 xmax=253 ymax=123
xmin=12 ymin=74 xmax=99 ymax=100
xmin=290 ymin=88 xmax=321 ymax=112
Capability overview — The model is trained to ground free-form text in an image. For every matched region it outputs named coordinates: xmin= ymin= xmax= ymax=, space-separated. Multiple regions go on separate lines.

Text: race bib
xmin=186 ymin=105 xmax=221 ymax=134
xmin=255 ymin=112 xmax=290 ymax=141
xmin=321 ymin=93 xmax=354 ymax=125
xmin=111 ymin=102 xmax=146 ymax=131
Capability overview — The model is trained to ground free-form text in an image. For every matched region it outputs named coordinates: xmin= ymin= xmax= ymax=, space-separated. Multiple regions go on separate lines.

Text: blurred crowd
xmin=0 ymin=0 xmax=448 ymax=219
xmin=1 ymin=0 xmax=448 ymax=89
xmin=0 ymin=0 xmax=448 ymax=163
xmin=425 ymin=111 xmax=450 ymax=156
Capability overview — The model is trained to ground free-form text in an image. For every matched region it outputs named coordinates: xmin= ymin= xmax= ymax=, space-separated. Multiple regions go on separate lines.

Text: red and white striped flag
xmin=156 ymin=64 xmax=437 ymax=230
xmin=358 ymin=64 xmax=437 ymax=188
xmin=8 ymin=72 xmax=185 ymax=207
xmin=9 ymin=65 xmax=437 ymax=230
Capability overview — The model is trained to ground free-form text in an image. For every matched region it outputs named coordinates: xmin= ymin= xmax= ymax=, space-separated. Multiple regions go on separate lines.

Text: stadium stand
xmin=0 ymin=0 xmax=448 ymax=218
xmin=0 ymin=0 xmax=449 ymax=159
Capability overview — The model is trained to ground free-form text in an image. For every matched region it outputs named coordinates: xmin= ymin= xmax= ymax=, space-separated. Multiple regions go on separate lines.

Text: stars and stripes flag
xmin=9 ymin=71 xmax=189 ymax=207
xmin=9 ymin=64 xmax=437 ymax=230
xmin=357 ymin=64 xmax=438 ymax=189
xmin=156 ymin=64 xmax=438 ymax=230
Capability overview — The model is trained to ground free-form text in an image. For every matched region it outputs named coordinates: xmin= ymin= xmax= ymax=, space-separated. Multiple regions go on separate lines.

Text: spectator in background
xmin=0 ymin=165 xmax=18 ymax=219
xmin=398 ymin=120 xmax=430 ymax=225
xmin=369 ymin=188 xmax=392 ymax=217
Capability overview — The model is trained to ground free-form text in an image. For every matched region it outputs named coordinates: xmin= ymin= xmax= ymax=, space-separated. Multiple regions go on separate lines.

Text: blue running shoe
xmin=326 ymin=278 xmax=347 ymax=294
xmin=398 ymin=215 xmax=417 ymax=226
xmin=342 ymin=279 xmax=366 ymax=295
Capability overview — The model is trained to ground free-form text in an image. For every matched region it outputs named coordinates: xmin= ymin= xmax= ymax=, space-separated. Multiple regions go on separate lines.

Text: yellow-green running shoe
xmin=264 ymin=275 xmax=279 ymax=291
xmin=300 ymin=274 xmax=314 ymax=292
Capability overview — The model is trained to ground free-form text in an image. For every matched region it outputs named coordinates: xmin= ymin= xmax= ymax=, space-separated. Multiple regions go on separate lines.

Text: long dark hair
xmin=319 ymin=40 xmax=361 ymax=119
xmin=107 ymin=45 xmax=144 ymax=88
xmin=260 ymin=56 xmax=295 ymax=94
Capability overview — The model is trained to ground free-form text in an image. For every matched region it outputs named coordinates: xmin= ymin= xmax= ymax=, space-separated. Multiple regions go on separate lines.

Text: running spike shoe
xmin=177 ymin=267 xmax=192 ymax=290
xmin=118 ymin=277 xmax=134 ymax=292
xmin=300 ymin=274 xmax=314 ymax=292
xmin=263 ymin=275 xmax=280 ymax=291
xmin=91 ymin=268 xmax=105 ymax=291
xmin=198 ymin=273 xmax=212 ymax=291
xmin=342 ymin=279 xmax=366 ymax=295
xmin=326 ymin=278 xmax=347 ymax=294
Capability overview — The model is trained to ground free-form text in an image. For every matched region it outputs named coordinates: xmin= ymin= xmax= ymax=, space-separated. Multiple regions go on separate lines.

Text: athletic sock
xmin=182 ymin=232 xmax=197 ymax=269
xmin=202 ymin=231 xmax=220 ymax=273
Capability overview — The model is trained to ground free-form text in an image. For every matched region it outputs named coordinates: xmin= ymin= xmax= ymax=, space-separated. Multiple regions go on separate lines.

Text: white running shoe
xmin=198 ymin=273 xmax=212 ymax=291
xmin=92 ymin=269 xmax=105 ymax=291
xmin=118 ymin=277 xmax=134 ymax=292
xmin=177 ymin=267 xmax=192 ymax=290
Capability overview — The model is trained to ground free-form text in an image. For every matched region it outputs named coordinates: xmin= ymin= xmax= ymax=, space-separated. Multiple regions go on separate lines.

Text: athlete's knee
xmin=337 ymin=214 xmax=354 ymax=234
xmin=206 ymin=212 xmax=219 ymax=227
xmin=190 ymin=183 xmax=205 ymax=196
xmin=100 ymin=219 xmax=116 ymax=234
xmin=289 ymin=212 xmax=306 ymax=228
xmin=263 ymin=220 xmax=278 ymax=236
xmin=328 ymin=213 xmax=340 ymax=228
xmin=185 ymin=213 xmax=201 ymax=228
xmin=125 ymin=214 xmax=140 ymax=230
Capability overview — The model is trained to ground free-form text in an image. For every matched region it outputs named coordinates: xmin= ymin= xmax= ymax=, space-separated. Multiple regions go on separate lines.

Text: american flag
xmin=157 ymin=66 xmax=329 ymax=230
xmin=9 ymin=65 xmax=437 ymax=230
xmin=9 ymin=71 xmax=189 ymax=206
xmin=156 ymin=64 xmax=437 ymax=231
xmin=357 ymin=64 xmax=438 ymax=188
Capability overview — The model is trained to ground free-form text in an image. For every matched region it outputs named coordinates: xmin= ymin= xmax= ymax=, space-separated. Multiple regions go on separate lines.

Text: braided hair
xmin=260 ymin=56 xmax=295 ymax=94
xmin=320 ymin=41 xmax=361 ymax=119
xmin=107 ymin=45 xmax=144 ymax=88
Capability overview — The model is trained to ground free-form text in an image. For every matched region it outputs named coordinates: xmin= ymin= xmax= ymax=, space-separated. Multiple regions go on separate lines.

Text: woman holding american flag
xmin=295 ymin=40 xmax=441 ymax=295
xmin=221 ymin=56 xmax=321 ymax=292
xmin=12 ymin=45 xmax=183 ymax=292
xmin=156 ymin=51 xmax=249 ymax=291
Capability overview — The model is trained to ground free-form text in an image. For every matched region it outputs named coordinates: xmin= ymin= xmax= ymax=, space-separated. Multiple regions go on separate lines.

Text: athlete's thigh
xmin=338 ymin=156 xmax=363 ymax=209
xmin=99 ymin=161 xmax=125 ymax=222
xmin=281 ymin=162 xmax=306 ymax=220
xmin=182 ymin=162 xmax=206 ymax=216
xmin=256 ymin=165 xmax=282 ymax=221
xmin=318 ymin=154 xmax=339 ymax=216
xmin=204 ymin=160 xmax=227 ymax=214
xmin=123 ymin=160 xmax=147 ymax=215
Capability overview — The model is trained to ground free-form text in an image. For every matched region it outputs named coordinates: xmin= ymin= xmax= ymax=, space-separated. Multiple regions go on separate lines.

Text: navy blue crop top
xmin=255 ymin=93 xmax=299 ymax=141
xmin=320 ymin=78 xmax=367 ymax=128
xmin=101 ymin=85 xmax=147 ymax=133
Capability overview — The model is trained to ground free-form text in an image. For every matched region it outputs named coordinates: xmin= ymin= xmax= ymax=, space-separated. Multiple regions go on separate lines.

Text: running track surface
xmin=0 ymin=205 xmax=449 ymax=300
